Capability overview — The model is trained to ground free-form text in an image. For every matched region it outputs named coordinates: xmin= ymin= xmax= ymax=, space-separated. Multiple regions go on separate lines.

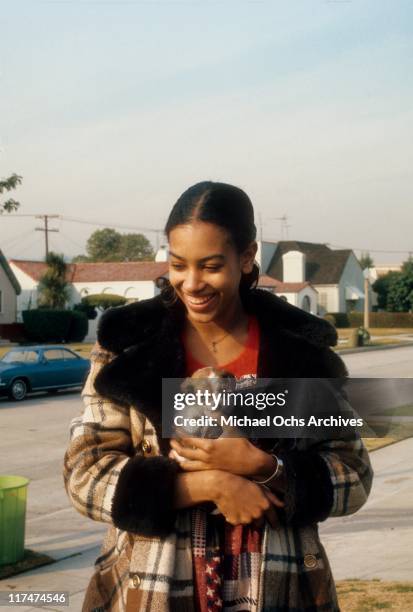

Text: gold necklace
xmin=211 ymin=332 xmax=230 ymax=353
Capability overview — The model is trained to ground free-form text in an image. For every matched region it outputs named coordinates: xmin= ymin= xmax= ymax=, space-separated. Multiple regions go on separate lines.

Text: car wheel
xmin=9 ymin=379 xmax=28 ymax=401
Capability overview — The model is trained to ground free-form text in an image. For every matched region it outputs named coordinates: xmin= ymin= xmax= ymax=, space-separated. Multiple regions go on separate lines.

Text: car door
xmin=59 ymin=349 xmax=88 ymax=385
xmin=42 ymin=349 xmax=69 ymax=387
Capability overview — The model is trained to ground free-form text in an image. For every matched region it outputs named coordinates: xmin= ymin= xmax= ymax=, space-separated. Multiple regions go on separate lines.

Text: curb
xmin=337 ymin=341 xmax=413 ymax=356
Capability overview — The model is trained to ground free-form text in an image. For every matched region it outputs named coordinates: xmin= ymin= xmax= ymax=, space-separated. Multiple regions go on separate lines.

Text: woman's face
xmin=168 ymin=221 xmax=256 ymax=324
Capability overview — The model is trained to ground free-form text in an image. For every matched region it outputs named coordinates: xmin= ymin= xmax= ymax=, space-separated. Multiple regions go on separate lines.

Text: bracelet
xmin=253 ymin=454 xmax=283 ymax=485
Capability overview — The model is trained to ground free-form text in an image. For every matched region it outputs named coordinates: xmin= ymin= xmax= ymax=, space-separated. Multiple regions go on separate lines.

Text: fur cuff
xmin=280 ymin=450 xmax=334 ymax=526
xmin=111 ymin=455 xmax=180 ymax=537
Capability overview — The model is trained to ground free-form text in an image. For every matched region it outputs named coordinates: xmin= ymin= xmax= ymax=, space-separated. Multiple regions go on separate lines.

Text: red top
xmin=185 ymin=315 xmax=260 ymax=379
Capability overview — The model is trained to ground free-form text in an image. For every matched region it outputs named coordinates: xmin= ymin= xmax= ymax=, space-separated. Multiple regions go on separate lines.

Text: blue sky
xmin=1 ymin=0 xmax=412 ymax=263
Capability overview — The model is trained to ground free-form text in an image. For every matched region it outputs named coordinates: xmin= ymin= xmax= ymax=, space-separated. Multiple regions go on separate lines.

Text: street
xmin=0 ymin=345 xmax=412 ymax=610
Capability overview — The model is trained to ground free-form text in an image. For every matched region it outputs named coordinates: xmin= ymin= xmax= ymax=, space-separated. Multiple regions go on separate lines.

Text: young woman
xmin=64 ymin=181 xmax=373 ymax=612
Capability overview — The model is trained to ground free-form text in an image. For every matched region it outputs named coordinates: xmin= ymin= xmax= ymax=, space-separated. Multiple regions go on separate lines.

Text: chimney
xmin=155 ymin=245 xmax=168 ymax=262
xmin=282 ymin=250 xmax=305 ymax=282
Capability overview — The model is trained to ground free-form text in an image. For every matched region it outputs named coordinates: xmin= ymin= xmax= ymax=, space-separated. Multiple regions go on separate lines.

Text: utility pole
xmin=35 ymin=215 xmax=60 ymax=259
xmin=363 ymin=268 xmax=370 ymax=329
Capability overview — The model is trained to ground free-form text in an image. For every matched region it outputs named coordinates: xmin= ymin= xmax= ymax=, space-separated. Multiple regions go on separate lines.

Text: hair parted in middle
xmin=156 ymin=180 xmax=260 ymax=307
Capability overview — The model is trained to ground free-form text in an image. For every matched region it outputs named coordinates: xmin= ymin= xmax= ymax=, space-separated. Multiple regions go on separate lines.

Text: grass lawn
xmin=337 ymin=580 xmax=413 ymax=611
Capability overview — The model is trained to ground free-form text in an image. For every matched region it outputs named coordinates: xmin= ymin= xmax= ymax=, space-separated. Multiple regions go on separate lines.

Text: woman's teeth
xmin=186 ymin=295 xmax=215 ymax=305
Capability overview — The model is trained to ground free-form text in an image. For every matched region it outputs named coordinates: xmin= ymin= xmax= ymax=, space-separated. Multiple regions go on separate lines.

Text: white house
xmin=0 ymin=250 xmax=21 ymax=327
xmin=261 ymin=241 xmax=370 ymax=315
xmin=9 ymin=259 xmax=169 ymax=341
xmin=258 ymin=274 xmax=318 ymax=314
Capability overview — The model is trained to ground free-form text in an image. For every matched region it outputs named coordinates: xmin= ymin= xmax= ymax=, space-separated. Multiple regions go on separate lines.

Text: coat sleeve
xmin=63 ymin=343 xmax=179 ymax=537
xmin=279 ymin=435 xmax=373 ymax=526
xmin=276 ymin=347 xmax=374 ymax=527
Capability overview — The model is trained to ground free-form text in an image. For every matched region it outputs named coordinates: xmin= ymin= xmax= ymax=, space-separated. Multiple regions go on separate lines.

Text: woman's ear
xmin=241 ymin=241 xmax=258 ymax=274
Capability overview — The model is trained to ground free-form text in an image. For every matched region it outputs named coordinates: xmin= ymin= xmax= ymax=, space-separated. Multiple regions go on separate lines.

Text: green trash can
xmin=0 ymin=475 xmax=29 ymax=565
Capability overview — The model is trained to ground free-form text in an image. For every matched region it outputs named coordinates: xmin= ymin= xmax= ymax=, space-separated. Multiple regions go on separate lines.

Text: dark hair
xmin=157 ymin=181 xmax=259 ymax=306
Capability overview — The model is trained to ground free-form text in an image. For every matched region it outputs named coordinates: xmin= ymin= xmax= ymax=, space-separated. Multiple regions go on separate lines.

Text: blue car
xmin=0 ymin=346 xmax=91 ymax=401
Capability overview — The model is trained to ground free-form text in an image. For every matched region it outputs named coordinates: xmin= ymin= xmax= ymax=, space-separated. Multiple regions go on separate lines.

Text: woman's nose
xmin=182 ymin=270 xmax=205 ymax=293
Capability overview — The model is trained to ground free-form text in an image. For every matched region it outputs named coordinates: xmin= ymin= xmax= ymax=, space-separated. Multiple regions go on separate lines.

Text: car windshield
xmin=1 ymin=350 xmax=40 ymax=364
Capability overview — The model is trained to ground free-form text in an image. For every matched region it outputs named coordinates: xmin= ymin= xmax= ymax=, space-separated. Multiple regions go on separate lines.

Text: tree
xmin=37 ymin=252 xmax=70 ymax=309
xmin=72 ymin=228 xmax=155 ymax=262
xmin=117 ymin=233 xmax=155 ymax=261
xmin=0 ymin=173 xmax=22 ymax=213
xmin=372 ymin=272 xmax=399 ymax=310
xmin=86 ymin=228 xmax=122 ymax=262
xmin=359 ymin=252 xmax=374 ymax=270
xmin=386 ymin=257 xmax=413 ymax=312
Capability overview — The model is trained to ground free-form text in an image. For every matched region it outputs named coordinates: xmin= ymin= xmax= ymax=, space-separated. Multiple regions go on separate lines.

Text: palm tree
xmin=37 ymin=252 xmax=70 ymax=309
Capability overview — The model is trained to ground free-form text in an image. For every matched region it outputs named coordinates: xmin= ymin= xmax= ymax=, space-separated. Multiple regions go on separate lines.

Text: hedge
xmin=348 ymin=312 xmax=413 ymax=328
xmin=326 ymin=311 xmax=413 ymax=328
xmin=325 ymin=313 xmax=350 ymax=328
xmin=22 ymin=309 xmax=88 ymax=342
xmin=67 ymin=310 xmax=89 ymax=342
xmin=82 ymin=294 xmax=127 ymax=310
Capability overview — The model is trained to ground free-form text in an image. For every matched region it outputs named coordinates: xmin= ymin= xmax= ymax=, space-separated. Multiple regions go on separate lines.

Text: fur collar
xmin=94 ymin=290 xmax=345 ymax=455
xmin=97 ymin=289 xmax=337 ymax=354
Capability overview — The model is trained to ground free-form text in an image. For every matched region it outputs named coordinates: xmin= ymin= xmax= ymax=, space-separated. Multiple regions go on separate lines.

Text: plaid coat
xmin=63 ymin=289 xmax=373 ymax=611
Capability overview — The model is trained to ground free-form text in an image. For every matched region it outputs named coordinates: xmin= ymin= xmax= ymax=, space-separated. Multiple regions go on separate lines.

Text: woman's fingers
xmin=177 ymin=460 xmax=209 ymax=472
xmin=170 ymin=439 xmax=209 ymax=461
xmin=264 ymin=505 xmax=279 ymax=528
xmin=262 ymin=488 xmax=285 ymax=508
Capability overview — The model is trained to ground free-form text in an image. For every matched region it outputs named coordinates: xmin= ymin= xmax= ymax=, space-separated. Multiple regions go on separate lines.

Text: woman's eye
xmin=205 ymin=266 xmax=222 ymax=272
xmin=171 ymin=264 xmax=185 ymax=270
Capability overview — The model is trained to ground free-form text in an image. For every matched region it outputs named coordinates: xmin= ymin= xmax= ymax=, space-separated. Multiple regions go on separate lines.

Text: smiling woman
xmin=64 ymin=181 xmax=373 ymax=612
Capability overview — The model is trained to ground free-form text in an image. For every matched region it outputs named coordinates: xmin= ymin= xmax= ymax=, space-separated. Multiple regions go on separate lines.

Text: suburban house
xmin=9 ymin=259 xmax=169 ymax=341
xmin=0 ymin=249 xmax=21 ymax=326
xmin=256 ymin=240 xmax=368 ymax=315
xmin=257 ymin=274 xmax=318 ymax=314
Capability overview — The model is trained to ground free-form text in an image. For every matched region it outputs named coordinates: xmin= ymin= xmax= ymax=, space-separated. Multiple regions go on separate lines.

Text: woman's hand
xmin=170 ymin=436 xmax=275 ymax=479
xmin=211 ymin=471 xmax=284 ymax=527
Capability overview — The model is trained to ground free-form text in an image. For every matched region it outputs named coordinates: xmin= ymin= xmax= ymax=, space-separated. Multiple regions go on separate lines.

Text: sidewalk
xmin=1 ymin=439 xmax=412 ymax=610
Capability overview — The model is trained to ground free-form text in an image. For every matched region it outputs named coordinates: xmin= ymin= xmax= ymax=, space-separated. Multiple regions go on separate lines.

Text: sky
xmin=1 ymin=0 xmax=412 ymax=265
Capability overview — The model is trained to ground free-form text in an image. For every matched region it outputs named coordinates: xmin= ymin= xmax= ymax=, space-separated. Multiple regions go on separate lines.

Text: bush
xmin=67 ymin=310 xmax=88 ymax=342
xmin=73 ymin=302 xmax=97 ymax=320
xmin=348 ymin=312 xmax=413 ymax=328
xmin=325 ymin=313 xmax=350 ymax=328
xmin=81 ymin=293 xmax=127 ymax=310
xmin=22 ymin=309 xmax=88 ymax=342
xmin=23 ymin=310 xmax=72 ymax=342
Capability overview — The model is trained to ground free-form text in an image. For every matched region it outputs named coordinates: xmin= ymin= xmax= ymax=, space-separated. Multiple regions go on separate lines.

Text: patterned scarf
xmin=191 ymin=507 xmax=262 ymax=612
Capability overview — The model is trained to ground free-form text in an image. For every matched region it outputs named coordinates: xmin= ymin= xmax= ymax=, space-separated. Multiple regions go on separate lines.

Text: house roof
xmin=258 ymin=274 xmax=314 ymax=294
xmin=9 ymin=260 xmax=169 ymax=283
xmin=0 ymin=250 xmax=21 ymax=294
xmin=266 ymin=241 xmax=352 ymax=284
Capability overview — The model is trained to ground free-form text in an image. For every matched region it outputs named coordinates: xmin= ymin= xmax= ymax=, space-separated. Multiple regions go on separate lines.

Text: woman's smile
xmin=183 ymin=292 xmax=219 ymax=312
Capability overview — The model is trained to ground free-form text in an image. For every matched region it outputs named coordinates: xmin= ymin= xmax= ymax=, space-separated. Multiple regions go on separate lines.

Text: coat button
xmin=142 ymin=439 xmax=152 ymax=454
xmin=131 ymin=574 xmax=141 ymax=588
xmin=304 ymin=554 xmax=318 ymax=569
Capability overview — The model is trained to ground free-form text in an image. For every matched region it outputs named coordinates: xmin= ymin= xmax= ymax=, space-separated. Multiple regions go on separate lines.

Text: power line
xmin=61 ymin=215 xmax=162 ymax=234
